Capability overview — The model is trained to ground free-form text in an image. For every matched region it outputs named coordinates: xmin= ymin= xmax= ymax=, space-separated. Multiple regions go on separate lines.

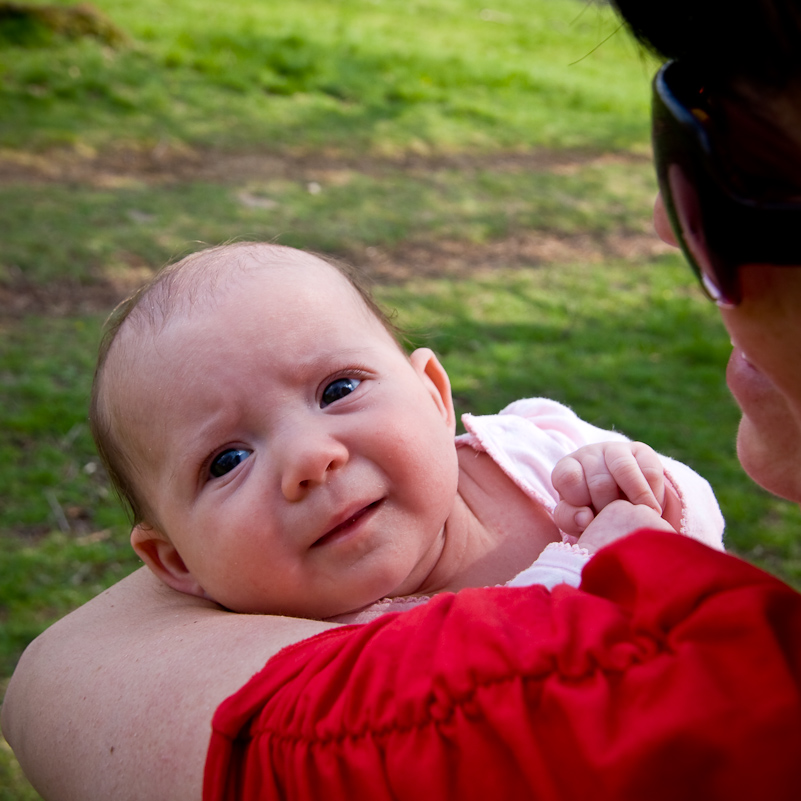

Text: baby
xmin=90 ymin=242 xmax=724 ymax=622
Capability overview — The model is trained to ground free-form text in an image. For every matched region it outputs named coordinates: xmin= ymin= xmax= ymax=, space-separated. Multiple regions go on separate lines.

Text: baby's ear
xmin=131 ymin=525 xmax=210 ymax=600
xmin=409 ymin=348 xmax=456 ymax=431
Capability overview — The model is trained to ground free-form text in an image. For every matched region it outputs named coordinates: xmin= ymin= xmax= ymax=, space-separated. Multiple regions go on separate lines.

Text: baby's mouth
xmin=313 ymin=500 xmax=383 ymax=547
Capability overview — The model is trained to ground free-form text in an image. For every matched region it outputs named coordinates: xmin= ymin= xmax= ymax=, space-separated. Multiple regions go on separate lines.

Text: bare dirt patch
xmin=1 ymin=144 xmax=667 ymax=317
xmin=357 ymin=231 xmax=670 ymax=284
xmin=0 ymin=143 xmax=651 ymax=186
xmin=2 ymin=229 xmax=672 ymax=319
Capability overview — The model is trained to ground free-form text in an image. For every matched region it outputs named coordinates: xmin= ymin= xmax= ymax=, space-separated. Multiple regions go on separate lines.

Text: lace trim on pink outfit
xmin=544 ymin=541 xmax=591 ymax=558
xmin=327 ymin=595 xmax=432 ymax=625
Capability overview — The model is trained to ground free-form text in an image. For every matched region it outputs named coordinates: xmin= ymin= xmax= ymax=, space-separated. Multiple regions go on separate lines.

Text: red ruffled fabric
xmin=204 ymin=531 xmax=801 ymax=801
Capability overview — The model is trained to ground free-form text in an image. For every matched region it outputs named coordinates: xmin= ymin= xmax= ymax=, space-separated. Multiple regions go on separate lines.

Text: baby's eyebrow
xmin=284 ymin=347 xmax=374 ymax=381
xmin=179 ymin=411 xmax=238 ymax=468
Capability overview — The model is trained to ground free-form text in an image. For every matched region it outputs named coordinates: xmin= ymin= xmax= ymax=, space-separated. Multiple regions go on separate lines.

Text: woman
xmin=4 ymin=2 xmax=801 ymax=798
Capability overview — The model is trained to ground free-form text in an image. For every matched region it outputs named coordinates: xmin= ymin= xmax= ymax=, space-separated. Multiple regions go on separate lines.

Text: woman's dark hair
xmin=611 ymin=0 xmax=801 ymax=84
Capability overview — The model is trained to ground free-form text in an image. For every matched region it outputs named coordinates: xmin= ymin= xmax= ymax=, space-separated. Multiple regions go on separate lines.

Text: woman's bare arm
xmin=6 ymin=533 xmax=801 ymax=801
xmin=1 ymin=567 xmax=335 ymax=801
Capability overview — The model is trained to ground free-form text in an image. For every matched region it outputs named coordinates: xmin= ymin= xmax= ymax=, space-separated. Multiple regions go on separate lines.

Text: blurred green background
xmin=2 ymin=1 xmax=799 ymax=797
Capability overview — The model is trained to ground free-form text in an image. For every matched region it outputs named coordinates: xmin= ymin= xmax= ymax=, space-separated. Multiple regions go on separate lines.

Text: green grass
xmin=389 ymin=257 xmax=800 ymax=568
xmin=0 ymin=0 xmax=654 ymax=152
xmin=0 ymin=737 xmax=40 ymax=801
xmin=1 ymin=317 xmax=127 ymax=535
xmin=0 ymin=155 xmax=658 ymax=285
xmin=1 ymin=1 xmax=800 ymax=798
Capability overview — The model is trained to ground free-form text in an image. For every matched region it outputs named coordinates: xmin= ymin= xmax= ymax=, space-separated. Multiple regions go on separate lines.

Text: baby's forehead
xmin=110 ymin=248 xmax=380 ymax=368
xmin=105 ymin=243 xmax=393 ymax=392
xmin=165 ymin=248 xmax=361 ymax=318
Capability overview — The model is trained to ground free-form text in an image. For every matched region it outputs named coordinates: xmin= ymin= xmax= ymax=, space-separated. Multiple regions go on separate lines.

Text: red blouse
xmin=205 ymin=531 xmax=801 ymax=800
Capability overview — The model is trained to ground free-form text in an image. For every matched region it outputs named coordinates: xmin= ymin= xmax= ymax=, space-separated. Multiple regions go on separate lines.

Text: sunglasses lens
xmin=652 ymin=64 xmax=740 ymax=306
xmin=662 ymin=164 xmax=735 ymax=306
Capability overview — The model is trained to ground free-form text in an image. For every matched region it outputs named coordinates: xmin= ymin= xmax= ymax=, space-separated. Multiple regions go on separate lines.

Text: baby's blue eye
xmin=209 ymin=448 xmax=251 ymax=478
xmin=321 ymin=377 xmax=361 ymax=407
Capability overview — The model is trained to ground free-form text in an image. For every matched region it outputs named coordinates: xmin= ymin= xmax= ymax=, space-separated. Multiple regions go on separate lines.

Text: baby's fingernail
xmin=575 ymin=509 xmax=594 ymax=529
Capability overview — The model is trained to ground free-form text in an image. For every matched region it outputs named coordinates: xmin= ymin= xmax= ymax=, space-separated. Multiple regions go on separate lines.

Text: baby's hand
xmin=553 ymin=441 xmax=680 ymax=536
xmin=575 ymin=499 xmax=677 ymax=554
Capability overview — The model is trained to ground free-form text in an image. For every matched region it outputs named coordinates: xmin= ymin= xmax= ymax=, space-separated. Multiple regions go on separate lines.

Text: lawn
xmin=1 ymin=1 xmax=799 ymax=797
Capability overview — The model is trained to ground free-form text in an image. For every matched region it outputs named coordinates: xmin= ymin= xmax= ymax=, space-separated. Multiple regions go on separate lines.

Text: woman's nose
xmin=279 ymin=427 xmax=349 ymax=502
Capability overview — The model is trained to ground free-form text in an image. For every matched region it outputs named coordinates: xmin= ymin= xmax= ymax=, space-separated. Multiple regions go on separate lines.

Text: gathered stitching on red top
xmin=243 ymin=641 xmax=672 ymax=747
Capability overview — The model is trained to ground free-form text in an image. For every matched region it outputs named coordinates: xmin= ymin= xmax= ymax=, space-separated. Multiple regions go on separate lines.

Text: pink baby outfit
xmin=331 ymin=397 xmax=724 ymax=624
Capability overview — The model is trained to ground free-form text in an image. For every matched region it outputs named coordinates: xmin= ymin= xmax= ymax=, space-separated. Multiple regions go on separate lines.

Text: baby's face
xmin=115 ymin=254 xmax=459 ymax=618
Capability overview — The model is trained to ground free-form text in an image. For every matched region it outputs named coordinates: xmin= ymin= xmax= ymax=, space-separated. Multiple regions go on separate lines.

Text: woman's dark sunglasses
xmin=652 ymin=60 xmax=801 ymax=307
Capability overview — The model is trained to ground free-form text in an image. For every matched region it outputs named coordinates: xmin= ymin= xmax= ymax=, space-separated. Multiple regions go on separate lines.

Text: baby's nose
xmin=280 ymin=431 xmax=349 ymax=502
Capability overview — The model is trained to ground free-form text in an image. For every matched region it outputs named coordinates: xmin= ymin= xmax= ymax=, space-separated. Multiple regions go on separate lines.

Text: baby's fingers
xmin=577 ymin=500 xmax=676 ymax=554
xmin=553 ymin=500 xmax=595 ymax=536
xmin=580 ymin=447 xmax=629 ymax=512
xmin=605 ymin=442 xmax=664 ymax=513
xmin=552 ymin=455 xmax=594 ymax=508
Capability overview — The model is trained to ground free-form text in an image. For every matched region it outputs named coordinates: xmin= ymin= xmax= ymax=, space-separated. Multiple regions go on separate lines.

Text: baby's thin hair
xmin=90 ymin=241 xmax=404 ymax=526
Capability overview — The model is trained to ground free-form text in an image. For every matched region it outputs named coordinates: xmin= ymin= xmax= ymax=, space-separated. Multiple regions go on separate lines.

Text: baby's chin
xmin=206 ymin=546 xmax=443 ymax=620
xmin=211 ymin=590 xmax=388 ymax=621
